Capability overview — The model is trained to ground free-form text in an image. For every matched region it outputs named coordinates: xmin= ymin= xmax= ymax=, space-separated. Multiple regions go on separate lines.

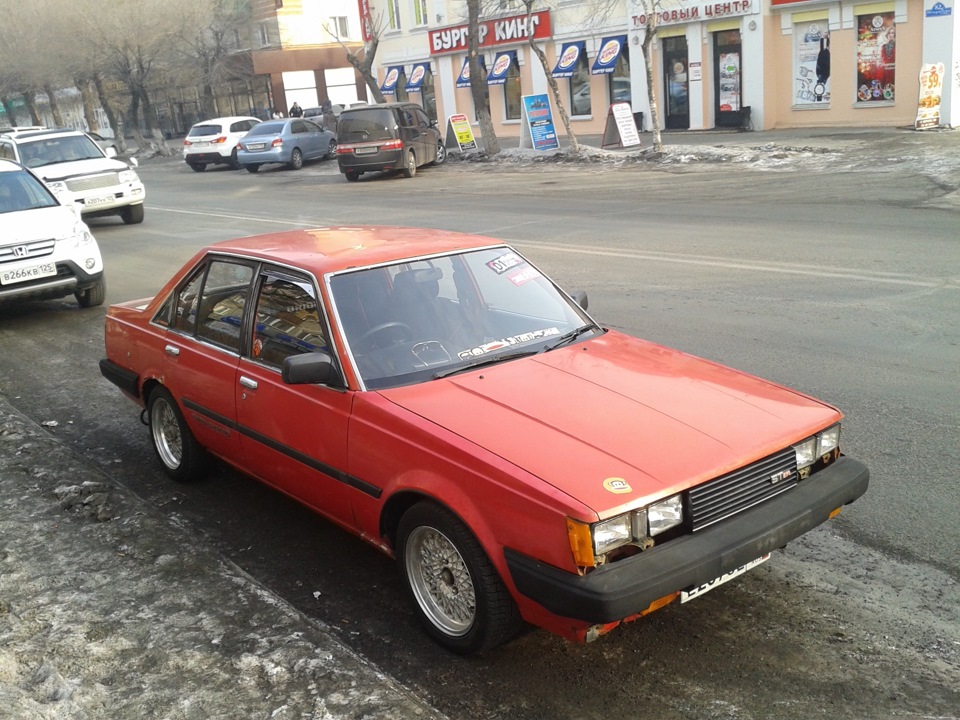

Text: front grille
xmin=0 ymin=238 xmax=56 ymax=264
xmin=688 ymin=447 xmax=798 ymax=531
xmin=65 ymin=172 xmax=120 ymax=192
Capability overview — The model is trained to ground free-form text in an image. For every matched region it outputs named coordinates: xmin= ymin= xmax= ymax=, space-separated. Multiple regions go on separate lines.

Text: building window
xmin=856 ymin=12 xmax=895 ymax=103
xmin=330 ymin=16 xmax=349 ymax=38
xmin=387 ymin=0 xmax=401 ymax=31
xmin=412 ymin=0 xmax=428 ymax=26
xmin=257 ymin=23 xmax=270 ymax=48
xmin=608 ymin=50 xmax=630 ymax=108
xmin=795 ymin=24 xmax=830 ymax=106
xmin=503 ymin=59 xmax=521 ymax=120
xmin=395 ymin=69 xmax=409 ymax=102
xmin=568 ymin=53 xmax=590 ymax=116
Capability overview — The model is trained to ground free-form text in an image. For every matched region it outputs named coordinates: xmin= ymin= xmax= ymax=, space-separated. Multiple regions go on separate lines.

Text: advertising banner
xmin=520 ymin=95 xmax=559 ymax=151
xmin=856 ymin=13 xmax=896 ymax=102
xmin=446 ymin=114 xmax=478 ymax=152
xmin=915 ymin=62 xmax=945 ymax=130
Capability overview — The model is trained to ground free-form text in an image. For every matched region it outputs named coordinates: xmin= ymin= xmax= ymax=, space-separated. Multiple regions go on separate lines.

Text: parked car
xmin=236 ymin=118 xmax=337 ymax=172
xmin=182 ymin=116 xmax=261 ymax=172
xmin=87 ymin=131 xmax=118 ymax=157
xmin=0 ymin=128 xmax=145 ymax=224
xmin=336 ymin=102 xmax=445 ymax=181
xmin=99 ymin=226 xmax=869 ymax=655
xmin=0 ymin=159 xmax=105 ymax=306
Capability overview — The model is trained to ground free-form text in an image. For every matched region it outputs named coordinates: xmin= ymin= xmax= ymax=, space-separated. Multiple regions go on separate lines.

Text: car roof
xmin=0 ymin=128 xmax=86 ymax=141
xmin=203 ymin=226 xmax=501 ymax=276
xmin=191 ymin=116 xmax=261 ymax=127
xmin=340 ymin=102 xmax=418 ymax=114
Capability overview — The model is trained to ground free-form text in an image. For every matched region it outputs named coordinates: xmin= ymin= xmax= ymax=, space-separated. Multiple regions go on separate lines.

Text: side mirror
xmin=128 ymin=157 xmax=139 ymax=168
xmin=105 ymin=147 xmax=118 ymax=159
xmin=282 ymin=352 xmax=339 ymax=385
xmin=570 ymin=290 xmax=589 ymax=310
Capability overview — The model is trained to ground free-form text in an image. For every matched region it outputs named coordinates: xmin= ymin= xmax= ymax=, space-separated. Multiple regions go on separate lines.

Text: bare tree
xmin=325 ymin=13 xmax=386 ymax=104
xmin=466 ymin=0 xmax=500 ymax=155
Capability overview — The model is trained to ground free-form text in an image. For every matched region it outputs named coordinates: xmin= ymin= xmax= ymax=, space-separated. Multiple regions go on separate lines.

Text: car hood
xmin=379 ymin=331 xmax=841 ymax=516
xmin=32 ymin=158 xmax=129 ymax=182
xmin=2 ymin=205 xmax=79 ymax=242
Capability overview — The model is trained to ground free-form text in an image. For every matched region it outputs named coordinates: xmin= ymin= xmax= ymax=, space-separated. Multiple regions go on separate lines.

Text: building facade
xmin=369 ymin=0 xmax=958 ymax=137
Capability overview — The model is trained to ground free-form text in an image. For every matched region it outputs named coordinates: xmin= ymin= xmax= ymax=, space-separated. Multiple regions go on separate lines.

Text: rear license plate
xmin=354 ymin=146 xmax=378 ymax=155
xmin=85 ymin=195 xmax=113 ymax=207
xmin=192 ymin=141 xmax=209 ymax=147
xmin=246 ymin=143 xmax=265 ymax=151
xmin=680 ymin=554 xmax=770 ymax=603
xmin=0 ymin=262 xmax=56 ymax=285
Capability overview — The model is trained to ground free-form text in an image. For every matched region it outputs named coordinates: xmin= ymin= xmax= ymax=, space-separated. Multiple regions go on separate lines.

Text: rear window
xmin=337 ymin=109 xmax=398 ymax=142
xmin=187 ymin=124 xmax=223 ymax=138
xmin=245 ymin=122 xmax=284 ymax=137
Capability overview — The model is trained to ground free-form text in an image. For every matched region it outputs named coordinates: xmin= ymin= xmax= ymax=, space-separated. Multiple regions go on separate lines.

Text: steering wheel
xmin=356 ymin=321 xmax=413 ymax=351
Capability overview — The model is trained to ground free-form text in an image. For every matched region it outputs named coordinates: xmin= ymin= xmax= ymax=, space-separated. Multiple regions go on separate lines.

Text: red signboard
xmin=429 ymin=10 xmax=552 ymax=56
xmin=358 ymin=0 xmax=372 ymax=42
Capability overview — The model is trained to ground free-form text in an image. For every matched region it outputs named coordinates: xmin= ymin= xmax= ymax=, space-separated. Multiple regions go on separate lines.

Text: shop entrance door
xmin=713 ymin=30 xmax=742 ymax=128
xmin=662 ymin=37 xmax=689 ymax=130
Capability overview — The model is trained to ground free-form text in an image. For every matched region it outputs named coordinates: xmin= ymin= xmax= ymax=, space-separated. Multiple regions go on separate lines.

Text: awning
xmin=456 ymin=57 xmax=485 ymax=88
xmin=405 ymin=63 xmax=429 ymax=91
xmin=379 ymin=66 xmax=404 ymax=93
xmin=591 ymin=35 xmax=627 ymax=75
xmin=487 ymin=50 xmax=517 ymax=85
xmin=551 ymin=41 xmax=585 ymax=78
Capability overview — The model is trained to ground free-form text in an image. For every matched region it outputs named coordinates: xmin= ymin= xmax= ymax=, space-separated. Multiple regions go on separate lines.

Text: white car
xmin=182 ymin=116 xmax=261 ymax=172
xmin=0 ymin=159 xmax=105 ymax=307
xmin=0 ymin=128 xmax=145 ymax=224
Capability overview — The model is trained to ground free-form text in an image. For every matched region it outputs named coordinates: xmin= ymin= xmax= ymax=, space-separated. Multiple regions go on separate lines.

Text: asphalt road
xmin=1 ymin=139 xmax=958 ymax=719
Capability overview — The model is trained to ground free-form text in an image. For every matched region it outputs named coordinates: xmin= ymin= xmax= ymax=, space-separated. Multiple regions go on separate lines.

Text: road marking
xmin=149 ymin=206 xmax=320 ymax=227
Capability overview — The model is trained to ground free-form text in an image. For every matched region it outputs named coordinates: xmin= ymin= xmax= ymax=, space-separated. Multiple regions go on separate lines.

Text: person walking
xmin=290 ymin=102 xmax=303 ymax=118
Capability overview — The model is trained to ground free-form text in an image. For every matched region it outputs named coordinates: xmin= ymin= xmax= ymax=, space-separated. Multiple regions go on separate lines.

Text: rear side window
xmin=170 ymin=259 xmax=255 ymax=352
xmin=188 ymin=124 xmax=223 ymax=138
xmin=337 ymin=109 xmax=398 ymax=142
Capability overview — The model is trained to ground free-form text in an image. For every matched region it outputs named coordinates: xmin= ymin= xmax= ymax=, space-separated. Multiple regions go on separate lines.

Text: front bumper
xmin=505 ymin=456 xmax=869 ymax=624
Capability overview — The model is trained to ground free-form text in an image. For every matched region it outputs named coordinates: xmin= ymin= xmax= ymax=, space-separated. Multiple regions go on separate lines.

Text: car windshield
xmin=19 ymin=135 xmax=103 ymax=167
xmin=0 ymin=169 xmax=60 ymax=212
xmin=337 ymin=109 xmax=397 ymax=142
xmin=244 ymin=122 xmax=284 ymax=137
xmin=187 ymin=124 xmax=224 ymax=138
xmin=328 ymin=247 xmax=598 ymax=389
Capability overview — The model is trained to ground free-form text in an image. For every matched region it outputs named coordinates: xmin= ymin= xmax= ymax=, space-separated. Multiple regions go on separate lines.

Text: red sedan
xmin=100 ymin=226 xmax=869 ymax=655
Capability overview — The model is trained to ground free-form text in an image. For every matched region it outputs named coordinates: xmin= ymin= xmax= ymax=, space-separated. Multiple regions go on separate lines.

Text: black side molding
xmin=99 ymin=358 xmax=140 ymax=398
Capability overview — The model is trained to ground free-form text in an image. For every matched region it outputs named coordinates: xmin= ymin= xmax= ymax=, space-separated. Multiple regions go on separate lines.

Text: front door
xmin=663 ymin=37 xmax=690 ymax=130
xmin=714 ymin=30 xmax=743 ymax=128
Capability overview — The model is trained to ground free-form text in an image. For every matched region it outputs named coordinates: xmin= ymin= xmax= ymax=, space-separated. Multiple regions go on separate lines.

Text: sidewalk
xmin=0 ymin=395 xmax=446 ymax=720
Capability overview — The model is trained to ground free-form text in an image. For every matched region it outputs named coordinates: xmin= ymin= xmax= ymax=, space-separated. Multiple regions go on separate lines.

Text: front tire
xmin=401 ymin=150 xmax=417 ymax=178
xmin=75 ymin=278 xmax=106 ymax=308
xmin=396 ymin=501 xmax=521 ymax=655
xmin=288 ymin=148 xmax=303 ymax=170
xmin=121 ymin=203 xmax=144 ymax=224
xmin=325 ymin=138 xmax=337 ymax=159
xmin=148 ymin=386 xmax=205 ymax=482
xmin=188 ymin=162 xmax=205 ymax=172
xmin=432 ymin=140 xmax=446 ymax=166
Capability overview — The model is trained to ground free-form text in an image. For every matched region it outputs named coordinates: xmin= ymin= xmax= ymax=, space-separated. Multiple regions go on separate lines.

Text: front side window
xmin=856 ymin=12 xmax=895 ymax=103
xmin=329 ymin=247 xmax=595 ymax=389
xmin=504 ymin=59 xmax=522 ymax=120
xmin=251 ymin=272 xmax=328 ymax=369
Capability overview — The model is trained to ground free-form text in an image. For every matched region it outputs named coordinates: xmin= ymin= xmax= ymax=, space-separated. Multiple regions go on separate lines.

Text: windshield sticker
xmin=507 ymin=267 xmax=541 ymax=286
xmin=457 ymin=327 xmax=560 ymax=359
xmin=486 ymin=252 xmax=525 ymax=274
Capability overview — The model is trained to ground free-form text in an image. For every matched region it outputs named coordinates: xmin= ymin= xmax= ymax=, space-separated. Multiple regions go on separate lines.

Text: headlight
xmin=648 ymin=495 xmax=683 ymax=536
xmin=793 ymin=437 xmax=817 ymax=469
xmin=794 ymin=423 xmax=842 ymax=470
xmin=58 ymin=222 xmax=96 ymax=249
xmin=119 ymin=169 xmax=139 ymax=183
xmin=593 ymin=515 xmax=632 ymax=556
xmin=818 ymin=423 xmax=841 ymax=455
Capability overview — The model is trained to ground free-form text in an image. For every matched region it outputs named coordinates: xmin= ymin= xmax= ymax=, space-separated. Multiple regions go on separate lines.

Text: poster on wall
xmin=718 ymin=52 xmax=741 ymax=112
xmin=795 ymin=24 xmax=830 ymax=105
xmin=915 ymin=63 xmax=945 ymax=130
xmin=856 ymin=13 xmax=896 ymax=103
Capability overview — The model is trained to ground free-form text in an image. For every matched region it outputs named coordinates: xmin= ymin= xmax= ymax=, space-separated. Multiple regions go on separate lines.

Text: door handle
xmin=239 ymin=376 xmax=258 ymax=390
xmin=164 ymin=345 xmax=180 ymax=357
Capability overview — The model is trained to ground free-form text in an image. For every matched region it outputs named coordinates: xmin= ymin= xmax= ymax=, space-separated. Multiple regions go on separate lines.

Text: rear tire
xmin=396 ymin=501 xmax=522 ymax=655
xmin=147 ymin=386 xmax=206 ymax=483
xmin=288 ymin=148 xmax=303 ymax=170
xmin=121 ymin=203 xmax=144 ymax=224
xmin=188 ymin=163 xmax=205 ymax=172
xmin=229 ymin=148 xmax=241 ymax=169
xmin=75 ymin=278 xmax=106 ymax=308
xmin=401 ymin=150 xmax=416 ymax=178
xmin=245 ymin=164 xmax=260 ymax=173
xmin=344 ymin=170 xmax=360 ymax=182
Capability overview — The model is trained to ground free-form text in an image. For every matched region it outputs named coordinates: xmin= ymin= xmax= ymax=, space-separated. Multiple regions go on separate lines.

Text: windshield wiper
xmin=433 ymin=348 xmax=541 ymax=379
xmin=542 ymin=323 xmax=601 ymax=352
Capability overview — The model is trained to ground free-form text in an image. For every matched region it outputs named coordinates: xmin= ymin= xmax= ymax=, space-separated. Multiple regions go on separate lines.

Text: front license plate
xmin=354 ymin=146 xmax=378 ymax=155
xmin=680 ymin=554 xmax=770 ymax=603
xmin=0 ymin=262 xmax=56 ymax=285
xmin=85 ymin=195 xmax=113 ymax=207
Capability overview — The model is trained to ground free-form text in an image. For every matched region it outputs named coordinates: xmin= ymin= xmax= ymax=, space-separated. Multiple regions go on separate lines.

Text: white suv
xmin=0 ymin=128 xmax=145 ymax=224
xmin=182 ymin=116 xmax=261 ymax=171
xmin=0 ymin=159 xmax=105 ymax=307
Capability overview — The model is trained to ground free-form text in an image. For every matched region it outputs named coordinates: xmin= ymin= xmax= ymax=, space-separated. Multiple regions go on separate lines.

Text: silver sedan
xmin=236 ymin=119 xmax=337 ymax=172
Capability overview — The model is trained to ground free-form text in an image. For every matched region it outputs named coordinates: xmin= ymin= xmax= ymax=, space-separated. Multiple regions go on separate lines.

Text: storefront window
xmin=608 ymin=50 xmax=631 ymax=108
xmin=395 ymin=69 xmax=408 ymax=102
xmin=504 ymin=60 xmax=522 ymax=120
xmin=856 ymin=12 xmax=895 ymax=103
xmin=422 ymin=71 xmax=437 ymax=122
xmin=795 ymin=24 xmax=830 ymax=105
xmin=568 ymin=55 xmax=590 ymax=116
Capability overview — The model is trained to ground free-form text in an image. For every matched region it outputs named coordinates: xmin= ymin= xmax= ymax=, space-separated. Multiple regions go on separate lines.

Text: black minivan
xmin=335 ymin=102 xmax=445 ymax=181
